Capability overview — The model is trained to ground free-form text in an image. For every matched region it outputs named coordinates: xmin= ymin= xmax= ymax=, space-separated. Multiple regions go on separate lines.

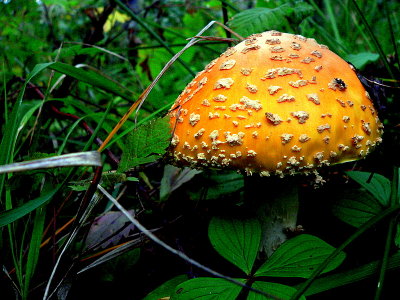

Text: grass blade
xmin=22 ymin=206 xmax=46 ymax=300
xmin=47 ymin=62 xmax=136 ymax=101
xmin=350 ymin=0 xmax=396 ymax=79
xmin=298 ymin=252 xmax=400 ymax=296
xmin=0 ymin=151 xmax=102 ymax=227
xmin=0 ymin=190 xmax=56 ymax=228
xmin=374 ymin=167 xmax=399 ymax=300
xmin=0 ymin=63 xmax=53 ymax=202
xmin=0 ymin=151 xmax=102 ymax=174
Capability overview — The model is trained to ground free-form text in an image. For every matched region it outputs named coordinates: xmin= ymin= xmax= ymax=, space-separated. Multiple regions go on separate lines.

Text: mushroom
xmin=168 ymin=31 xmax=383 ymax=256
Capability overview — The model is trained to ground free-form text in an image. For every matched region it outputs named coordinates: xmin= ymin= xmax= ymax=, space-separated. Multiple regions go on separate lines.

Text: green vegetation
xmin=0 ymin=0 xmax=399 ymax=299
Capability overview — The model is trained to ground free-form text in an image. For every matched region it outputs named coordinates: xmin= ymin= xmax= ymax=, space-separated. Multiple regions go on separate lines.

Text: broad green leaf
xmin=205 ymin=172 xmax=244 ymax=200
xmin=143 ymin=275 xmax=188 ymax=300
xmin=346 ymin=171 xmax=391 ymax=206
xmin=228 ymin=3 xmax=314 ymax=37
xmin=189 ymin=171 xmax=244 ymax=201
xmin=345 ymin=52 xmax=380 ymax=69
xmin=332 ymin=188 xmax=384 ymax=228
xmin=255 ymin=234 xmax=346 ymax=278
xmin=208 ymin=217 xmax=261 ymax=274
xmin=118 ymin=117 xmax=171 ymax=172
xmin=171 ymin=277 xmax=243 ymax=300
xmin=47 ymin=62 xmax=136 ymax=101
xmin=0 ymin=189 xmax=56 ymax=227
xmin=248 ymin=282 xmax=306 ymax=300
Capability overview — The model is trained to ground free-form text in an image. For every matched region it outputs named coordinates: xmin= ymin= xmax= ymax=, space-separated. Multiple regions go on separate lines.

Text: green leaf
xmin=143 ymin=275 xmax=188 ymax=300
xmin=346 ymin=171 xmax=391 ymax=206
xmin=171 ymin=277 xmax=243 ymax=300
xmin=23 ymin=206 xmax=46 ymax=299
xmin=332 ymin=188 xmax=384 ymax=228
xmin=118 ymin=117 xmax=171 ymax=172
xmin=47 ymin=62 xmax=136 ymax=101
xmin=189 ymin=171 xmax=244 ymax=201
xmin=298 ymin=252 xmax=400 ymax=296
xmin=0 ymin=189 xmax=56 ymax=227
xmin=208 ymin=217 xmax=261 ymax=274
xmin=17 ymin=101 xmax=43 ymax=136
xmin=228 ymin=3 xmax=314 ymax=37
xmin=248 ymin=282 xmax=306 ymax=300
xmin=345 ymin=52 xmax=380 ymax=69
xmin=56 ymin=45 xmax=103 ymax=59
xmin=0 ymin=62 xmax=53 ymax=199
xmin=255 ymin=234 xmax=346 ymax=278
xmin=396 ymin=222 xmax=400 ymax=249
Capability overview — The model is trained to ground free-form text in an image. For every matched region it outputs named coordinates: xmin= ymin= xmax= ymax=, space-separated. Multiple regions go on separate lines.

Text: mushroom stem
xmin=245 ymin=176 xmax=299 ymax=258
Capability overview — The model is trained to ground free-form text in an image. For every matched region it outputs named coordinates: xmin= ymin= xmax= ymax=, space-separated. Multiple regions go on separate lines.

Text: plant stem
xmin=245 ymin=176 xmax=299 ymax=258
xmin=374 ymin=167 xmax=399 ymax=299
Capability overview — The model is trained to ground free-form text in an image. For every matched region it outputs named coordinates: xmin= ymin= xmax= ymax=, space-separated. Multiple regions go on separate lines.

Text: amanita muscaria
xmin=168 ymin=30 xmax=383 ymax=255
xmin=168 ymin=30 xmax=383 ymax=177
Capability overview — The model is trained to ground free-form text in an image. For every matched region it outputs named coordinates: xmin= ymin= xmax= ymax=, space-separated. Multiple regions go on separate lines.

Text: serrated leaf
xmin=171 ymin=277 xmax=243 ymax=300
xmin=346 ymin=171 xmax=391 ymax=206
xmin=228 ymin=3 xmax=314 ymax=37
xmin=143 ymin=275 xmax=188 ymax=300
xmin=332 ymin=188 xmax=384 ymax=228
xmin=118 ymin=117 xmax=171 ymax=172
xmin=255 ymin=234 xmax=345 ymax=278
xmin=345 ymin=52 xmax=380 ymax=69
xmin=160 ymin=165 xmax=202 ymax=201
xmin=248 ymin=282 xmax=306 ymax=300
xmin=209 ymin=217 xmax=261 ymax=274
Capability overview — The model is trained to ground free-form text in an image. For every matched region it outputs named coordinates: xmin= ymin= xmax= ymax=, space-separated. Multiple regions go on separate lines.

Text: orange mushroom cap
xmin=168 ymin=31 xmax=383 ymax=177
